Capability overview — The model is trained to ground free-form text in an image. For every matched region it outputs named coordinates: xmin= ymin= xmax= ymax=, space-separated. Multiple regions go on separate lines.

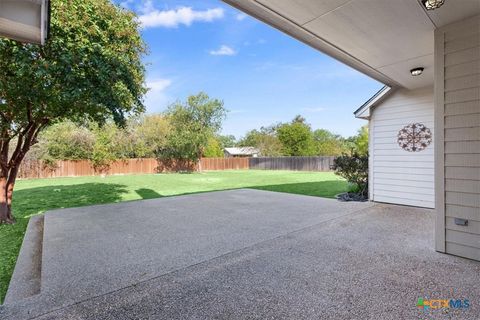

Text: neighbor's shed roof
xmin=224 ymin=147 xmax=260 ymax=155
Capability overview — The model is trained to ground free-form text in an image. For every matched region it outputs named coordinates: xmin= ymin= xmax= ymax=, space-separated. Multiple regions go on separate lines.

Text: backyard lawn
xmin=0 ymin=170 xmax=346 ymax=303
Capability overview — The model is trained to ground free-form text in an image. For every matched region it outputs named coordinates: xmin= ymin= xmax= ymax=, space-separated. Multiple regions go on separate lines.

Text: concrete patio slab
xmin=1 ymin=189 xmax=371 ymax=319
xmin=1 ymin=189 xmax=479 ymax=319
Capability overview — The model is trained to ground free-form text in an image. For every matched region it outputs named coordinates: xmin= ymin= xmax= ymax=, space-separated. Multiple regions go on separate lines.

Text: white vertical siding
xmin=368 ymin=120 xmax=374 ymax=201
xmin=435 ymin=15 xmax=480 ymax=261
xmin=371 ymin=87 xmax=435 ymax=208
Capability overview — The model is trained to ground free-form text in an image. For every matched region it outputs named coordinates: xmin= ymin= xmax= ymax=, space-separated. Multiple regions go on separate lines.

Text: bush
xmin=332 ymin=152 xmax=368 ymax=198
xmin=38 ymin=121 xmax=95 ymax=161
xmin=203 ymin=137 xmax=224 ymax=158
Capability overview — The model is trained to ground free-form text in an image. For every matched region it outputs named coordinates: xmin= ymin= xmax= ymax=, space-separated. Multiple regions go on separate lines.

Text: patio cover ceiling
xmin=223 ymin=0 xmax=480 ymax=89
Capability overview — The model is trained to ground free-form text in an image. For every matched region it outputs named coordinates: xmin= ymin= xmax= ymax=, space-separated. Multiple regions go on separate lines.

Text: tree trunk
xmin=0 ymin=176 xmax=14 ymax=224
xmin=0 ymin=120 xmax=46 ymax=224
xmin=1 ymin=153 xmax=29 ymax=225
xmin=5 ymin=165 xmax=20 ymax=222
xmin=0 ymin=135 xmax=13 ymax=223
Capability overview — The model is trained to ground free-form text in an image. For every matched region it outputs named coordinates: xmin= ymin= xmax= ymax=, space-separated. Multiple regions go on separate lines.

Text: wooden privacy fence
xmin=17 ymin=156 xmax=334 ymax=179
xmin=201 ymin=157 xmax=249 ymax=171
xmin=18 ymin=158 xmax=160 ymax=179
xmin=249 ymin=156 xmax=335 ymax=172
xmin=17 ymin=158 xmax=251 ymax=179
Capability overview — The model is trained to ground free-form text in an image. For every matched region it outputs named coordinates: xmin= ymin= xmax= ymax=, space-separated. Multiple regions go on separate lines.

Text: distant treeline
xmin=24 ymin=95 xmax=367 ymax=169
xmin=236 ymin=115 xmax=368 ymax=157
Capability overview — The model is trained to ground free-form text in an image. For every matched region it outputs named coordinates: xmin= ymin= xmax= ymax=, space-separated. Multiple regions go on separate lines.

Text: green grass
xmin=0 ymin=170 xmax=346 ymax=303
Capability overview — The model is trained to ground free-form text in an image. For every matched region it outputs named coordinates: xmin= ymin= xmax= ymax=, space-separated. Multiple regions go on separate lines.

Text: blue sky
xmin=117 ymin=0 xmax=383 ymax=138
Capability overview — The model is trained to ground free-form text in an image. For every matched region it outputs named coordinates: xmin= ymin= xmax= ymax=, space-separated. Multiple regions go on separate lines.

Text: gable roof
xmin=354 ymin=86 xmax=394 ymax=120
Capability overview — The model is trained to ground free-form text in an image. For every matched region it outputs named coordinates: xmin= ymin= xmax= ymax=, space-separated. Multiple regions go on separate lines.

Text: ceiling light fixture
xmin=410 ymin=67 xmax=424 ymax=76
xmin=422 ymin=0 xmax=446 ymax=10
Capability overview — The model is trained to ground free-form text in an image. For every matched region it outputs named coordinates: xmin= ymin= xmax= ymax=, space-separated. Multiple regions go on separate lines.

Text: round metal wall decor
xmin=397 ymin=123 xmax=432 ymax=152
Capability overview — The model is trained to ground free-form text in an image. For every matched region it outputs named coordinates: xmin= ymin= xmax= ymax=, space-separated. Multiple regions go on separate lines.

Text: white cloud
xmin=139 ymin=6 xmax=224 ymax=28
xmin=147 ymin=79 xmax=172 ymax=92
xmin=236 ymin=13 xmax=247 ymax=21
xmin=139 ymin=0 xmax=155 ymax=14
xmin=144 ymin=78 xmax=172 ymax=113
xmin=210 ymin=45 xmax=237 ymax=56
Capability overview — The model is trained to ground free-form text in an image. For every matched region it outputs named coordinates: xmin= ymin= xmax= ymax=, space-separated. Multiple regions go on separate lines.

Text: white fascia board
xmin=0 ymin=0 xmax=50 ymax=45
xmin=354 ymin=86 xmax=393 ymax=120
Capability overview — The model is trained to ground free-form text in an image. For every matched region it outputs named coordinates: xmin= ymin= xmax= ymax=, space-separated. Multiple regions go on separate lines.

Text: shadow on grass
xmin=0 ymin=179 xmax=347 ymax=303
xmin=0 ymin=183 xmax=129 ymax=303
xmin=135 ymin=188 xmax=163 ymax=200
xmin=12 ymin=183 xmax=130 ymax=220
xmin=250 ymin=180 xmax=347 ymax=198
xmin=9 ymin=180 xmax=345 ymax=223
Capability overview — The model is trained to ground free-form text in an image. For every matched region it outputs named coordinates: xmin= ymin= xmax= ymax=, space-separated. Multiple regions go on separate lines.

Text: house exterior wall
xmin=435 ymin=15 xmax=480 ymax=260
xmin=370 ymin=87 xmax=435 ymax=208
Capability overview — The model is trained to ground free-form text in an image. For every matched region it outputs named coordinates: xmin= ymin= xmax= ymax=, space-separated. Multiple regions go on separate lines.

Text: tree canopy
xmin=277 ymin=116 xmax=316 ymax=156
xmin=203 ymin=137 xmax=224 ymax=158
xmin=157 ymin=93 xmax=227 ymax=167
xmin=353 ymin=126 xmax=369 ymax=155
xmin=237 ymin=126 xmax=283 ymax=157
xmin=237 ymin=116 xmax=367 ymax=157
xmin=0 ymin=0 xmax=147 ymax=223
xmin=313 ymin=129 xmax=346 ymax=156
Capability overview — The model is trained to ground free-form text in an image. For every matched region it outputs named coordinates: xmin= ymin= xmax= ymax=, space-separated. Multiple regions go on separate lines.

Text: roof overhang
xmin=223 ymin=0 xmax=480 ymax=90
xmin=0 ymin=0 xmax=50 ymax=45
xmin=354 ymin=86 xmax=394 ymax=120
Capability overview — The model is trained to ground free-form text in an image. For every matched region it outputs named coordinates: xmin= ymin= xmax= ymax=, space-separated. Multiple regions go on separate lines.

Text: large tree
xmin=158 ymin=93 xmax=227 ymax=171
xmin=0 ymin=0 xmax=146 ymax=223
xmin=217 ymin=134 xmax=236 ymax=149
xmin=277 ymin=116 xmax=316 ymax=156
xmin=313 ymin=129 xmax=347 ymax=156
xmin=237 ymin=126 xmax=283 ymax=157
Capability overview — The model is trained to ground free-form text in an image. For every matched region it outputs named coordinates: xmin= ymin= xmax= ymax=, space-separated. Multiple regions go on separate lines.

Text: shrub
xmin=203 ymin=137 xmax=224 ymax=158
xmin=332 ymin=152 xmax=368 ymax=197
xmin=38 ymin=121 xmax=95 ymax=161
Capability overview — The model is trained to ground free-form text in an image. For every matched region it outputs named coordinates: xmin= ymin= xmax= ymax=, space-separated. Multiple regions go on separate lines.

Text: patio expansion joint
xmin=25 ymin=202 xmax=374 ymax=320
